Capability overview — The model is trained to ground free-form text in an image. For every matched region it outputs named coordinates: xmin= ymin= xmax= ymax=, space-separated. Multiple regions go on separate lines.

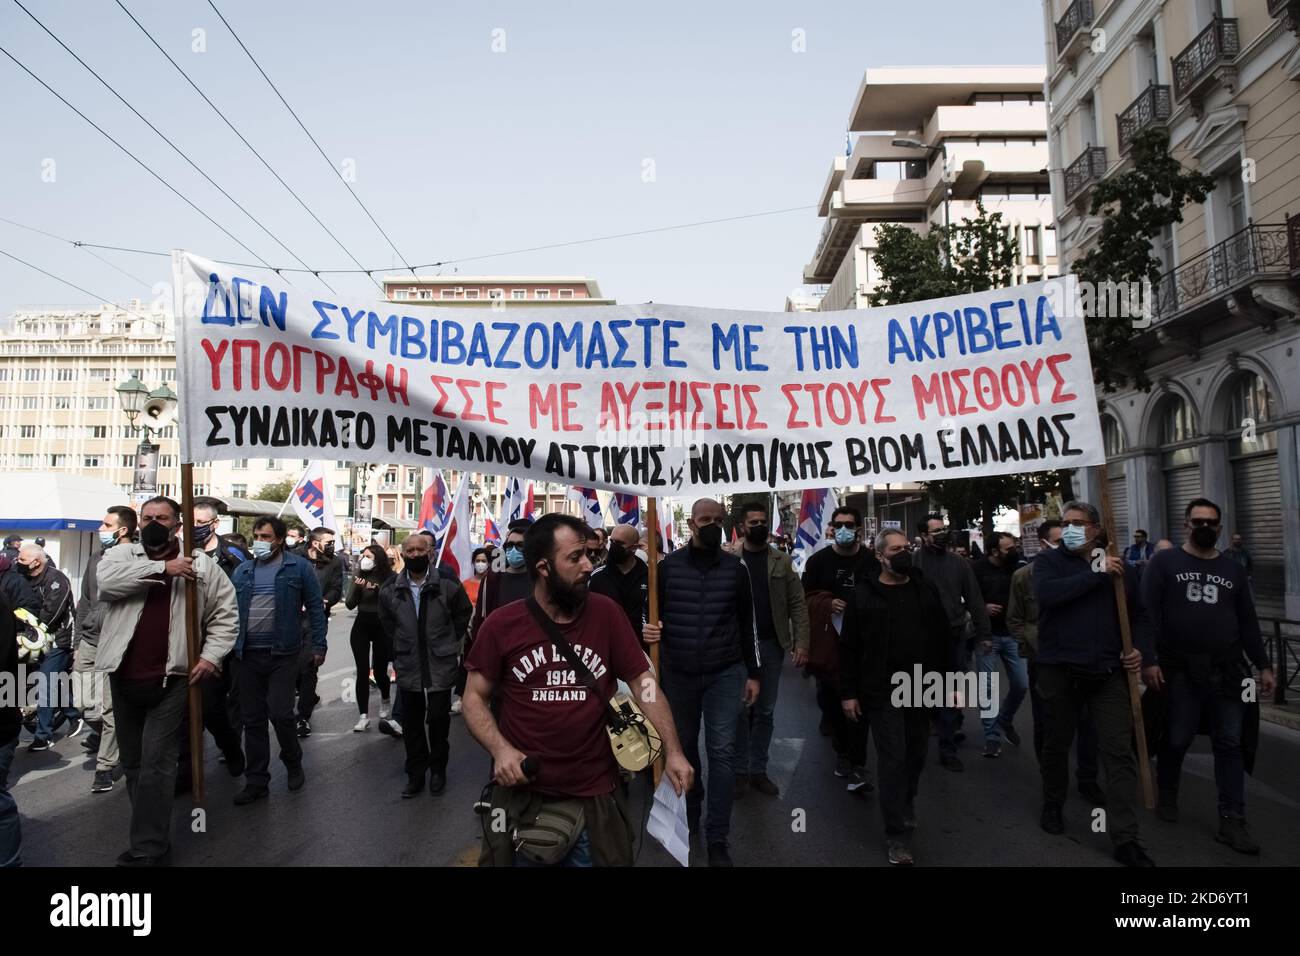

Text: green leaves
xmin=1074 ymin=127 xmax=1214 ymax=392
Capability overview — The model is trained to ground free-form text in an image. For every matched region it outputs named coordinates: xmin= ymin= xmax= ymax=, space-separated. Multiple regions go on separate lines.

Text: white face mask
xmin=359 ymin=556 xmax=375 ymax=571
xmin=474 ymin=560 xmax=489 ymax=574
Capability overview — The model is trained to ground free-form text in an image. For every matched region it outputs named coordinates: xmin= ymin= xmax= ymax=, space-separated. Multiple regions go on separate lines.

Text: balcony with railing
xmin=1172 ymin=18 xmax=1239 ymax=112
xmin=1055 ymin=0 xmax=1094 ymax=63
xmin=1064 ymin=146 xmax=1107 ymax=204
xmin=1154 ymin=223 xmax=1291 ymax=322
xmin=1117 ymin=85 xmax=1172 ymax=155
xmin=1288 ymin=215 xmax=1300 ymax=276
xmin=1268 ymin=0 xmax=1300 ymax=37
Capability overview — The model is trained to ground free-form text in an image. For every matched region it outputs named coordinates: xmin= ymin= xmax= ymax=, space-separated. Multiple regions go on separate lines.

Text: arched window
xmin=1226 ymin=372 xmax=1276 ymax=455
xmin=1101 ymin=414 xmax=1125 ymax=475
xmin=1159 ymin=396 xmax=1197 ymax=468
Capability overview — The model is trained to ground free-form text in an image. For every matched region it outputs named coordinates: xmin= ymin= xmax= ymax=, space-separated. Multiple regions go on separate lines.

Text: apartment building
xmin=1044 ymin=0 xmax=1300 ymax=616
xmin=0 ymin=303 xmax=207 ymax=500
xmin=381 ymin=275 xmax=613 ymax=307
xmin=802 ymin=66 xmax=1061 ymax=313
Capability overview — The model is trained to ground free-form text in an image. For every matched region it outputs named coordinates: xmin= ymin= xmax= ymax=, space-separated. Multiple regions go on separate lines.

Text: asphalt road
xmin=10 ymin=609 xmax=1300 ymax=867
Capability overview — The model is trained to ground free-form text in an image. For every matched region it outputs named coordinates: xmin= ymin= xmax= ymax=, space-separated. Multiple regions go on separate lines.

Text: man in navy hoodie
xmin=1033 ymin=500 xmax=1154 ymax=867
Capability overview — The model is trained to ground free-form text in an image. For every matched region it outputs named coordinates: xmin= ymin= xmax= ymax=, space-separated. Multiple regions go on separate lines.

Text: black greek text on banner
xmin=171 ymin=250 xmax=1105 ymax=497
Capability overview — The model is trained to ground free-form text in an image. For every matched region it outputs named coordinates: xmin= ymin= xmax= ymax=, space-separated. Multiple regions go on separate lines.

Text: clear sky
xmin=0 ymin=0 xmax=1046 ymax=320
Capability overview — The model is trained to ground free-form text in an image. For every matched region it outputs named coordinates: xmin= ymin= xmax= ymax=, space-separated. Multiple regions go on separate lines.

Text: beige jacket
xmin=94 ymin=542 xmax=239 ymax=681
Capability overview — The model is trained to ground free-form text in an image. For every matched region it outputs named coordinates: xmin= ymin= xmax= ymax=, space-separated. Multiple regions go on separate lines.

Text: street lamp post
xmin=116 ymin=374 xmax=178 ymax=506
xmin=892 ymin=137 xmax=952 ymax=264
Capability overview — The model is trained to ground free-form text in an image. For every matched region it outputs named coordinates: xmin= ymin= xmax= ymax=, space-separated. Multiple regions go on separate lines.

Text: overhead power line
xmin=0 ymin=246 xmax=165 ymax=329
xmin=9 ymin=0 xmax=333 ymax=292
xmin=0 ymin=44 xmax=279 ymax=274
xmin=113 ymin=0 xmax=382 ymax=291
xmin=206 ymin=0 xmax=417 ymax=278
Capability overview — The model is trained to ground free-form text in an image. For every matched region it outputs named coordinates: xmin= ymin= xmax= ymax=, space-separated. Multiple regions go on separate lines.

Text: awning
xmin=373 ymin=515 xmax=417 ymax=531
xmin=0 ymin=472 xmax=126 ymax=531
xmin=196 ymin=495 xmax=283 ymax=518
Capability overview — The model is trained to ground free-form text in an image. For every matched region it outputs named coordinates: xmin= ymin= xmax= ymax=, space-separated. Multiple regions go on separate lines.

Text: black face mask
xmin=607 ymin=542 xmax=629 ymax=565
xmin=323 ymin=543 xmax=336 ymax=556
xmin=889 ymin=550 xmax=913 ymax=575
xmin=141 ymin=521 xmax=174 ymax=553
xmin=404 ymin=554 xmax=430 ymax=575
xmin=696 ymin=523 xmax=723 ymax=551
xmin=15 ymin=563 xmax=32 ymax=577
xmin=192 ymin=523 xmax=214 ymax=547
xmin=1190 ymin=526 xmax=1219 ymax=549
xmin=927 ymin=531 xmax=949 ymax=551
xmin=1002 ymin=548 xmax=1021 ymax=565
xmin=745 ymin=524 xmax=769 ymax=546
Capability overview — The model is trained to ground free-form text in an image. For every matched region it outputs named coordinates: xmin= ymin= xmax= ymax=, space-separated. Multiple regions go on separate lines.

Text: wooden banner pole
xmin=180 ymin=462 xmax=205 ymax=805
xmin=645 ymin=499 xmax=663 ymax=787
xmin=1096 ymin=462 xmax=1154 ymax=810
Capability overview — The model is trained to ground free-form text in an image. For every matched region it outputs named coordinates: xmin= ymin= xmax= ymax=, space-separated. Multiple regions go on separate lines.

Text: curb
xmin=1260 ymin=704 xmax=1300 ymax=732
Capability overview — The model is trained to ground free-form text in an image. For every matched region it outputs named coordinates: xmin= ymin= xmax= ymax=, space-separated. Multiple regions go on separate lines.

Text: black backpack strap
xmin=524 ymin=596 xmax=600 ymax=693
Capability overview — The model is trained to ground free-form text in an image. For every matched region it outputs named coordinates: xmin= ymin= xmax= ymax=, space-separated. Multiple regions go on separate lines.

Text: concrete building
xmin=802 ymin=66 xmax=1061 ymax=313
xmin=0 ymin=302 xmax=206 ymax=500
xmin=1044 ymin=0 xmax=1300 ymax=617
xmin=382 ymin=274 xmax=617 ymax=521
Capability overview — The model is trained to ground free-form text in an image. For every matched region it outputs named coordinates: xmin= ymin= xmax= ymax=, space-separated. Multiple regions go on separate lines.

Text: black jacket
xmin=657 ymin=544 xmax=759 ymax=678
xmin=0 ymin=564 xmax=41 ymax=621
xmin=30 ymin=565 xmax=75 ymax=650
xmin=971 ymin=556 xmax=1020 ymax=636
xmin=1033 ymin=545 xmax=1153 ymax=671
xmin=75 ymin=545 xmax=110 ymax=648
xmin=588 ymin=559 xmax=648 ymax=643
xmin=839 ymin=569 xmax=952 ymax=705
xmin=0 ymin=588 xmax=17 ymax=747
xmin=204 ymin=536 xmax=250 ymax=579
xmin=378 ymin=571 xmax=473 ymax=692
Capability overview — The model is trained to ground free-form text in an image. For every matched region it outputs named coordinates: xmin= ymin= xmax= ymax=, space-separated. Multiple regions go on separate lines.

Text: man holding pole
xmin=1032 ymin=500 xmax=1154 ymax=867
xmin=94 ymin=496 xmax=238 ymax=866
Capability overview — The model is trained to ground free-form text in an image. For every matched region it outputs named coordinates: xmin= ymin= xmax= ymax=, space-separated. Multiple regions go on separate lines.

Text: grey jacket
xmin=94 ymin=543 xmax=239 ymax=681
xmin=75 ymin=546 xmax=111 ymax=649
xmin=378 ymin=570 xmax=473 ymax=693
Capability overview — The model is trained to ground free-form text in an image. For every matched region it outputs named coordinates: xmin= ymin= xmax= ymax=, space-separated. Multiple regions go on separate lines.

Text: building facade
xmin=0 ymin=303 xmax=206 ymax=500
xmin=803 ymin=66 xmax=1061 ymax=312
xmin=1044 ymin=0 xmax=1300 ymax=617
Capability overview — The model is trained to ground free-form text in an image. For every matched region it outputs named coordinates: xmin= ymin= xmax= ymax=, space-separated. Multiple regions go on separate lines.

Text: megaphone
xmin=142 ymin=394 xmax=177 ymax=430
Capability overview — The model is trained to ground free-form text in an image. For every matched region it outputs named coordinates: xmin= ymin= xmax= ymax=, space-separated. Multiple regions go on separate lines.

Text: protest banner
xmin=172 ymin=252 xmax=1105 ymax=495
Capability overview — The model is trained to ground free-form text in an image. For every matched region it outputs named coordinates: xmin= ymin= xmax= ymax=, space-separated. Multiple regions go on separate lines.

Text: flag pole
xmin=1097 ymin=462 xmax=1154 ymax=809
xmin=180 ymin=462 xmax=205 ymax=805
xmin=645 ymin=498 xmax=663 ymax=787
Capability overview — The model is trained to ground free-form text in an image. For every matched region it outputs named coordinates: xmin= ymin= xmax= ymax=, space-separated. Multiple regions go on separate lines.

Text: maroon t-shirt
xmin=466 ymin=592 xmax=650 ymax=797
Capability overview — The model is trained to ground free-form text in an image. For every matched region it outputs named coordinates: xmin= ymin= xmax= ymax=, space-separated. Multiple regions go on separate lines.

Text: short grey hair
xmin=875 ymin=528 xmax=907 ymax=551
xmin=18 ymin=544 xmax=47 ymax=562
xmin=1062 ymin=500 xmax=1100 ymax=525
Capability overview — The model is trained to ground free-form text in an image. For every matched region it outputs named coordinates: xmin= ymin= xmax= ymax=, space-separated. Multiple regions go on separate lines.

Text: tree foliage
xmin=1074 ymin=127 xmax=1214 ymax=392
xmin=868 ymin=201 xmax=1064 ymax=536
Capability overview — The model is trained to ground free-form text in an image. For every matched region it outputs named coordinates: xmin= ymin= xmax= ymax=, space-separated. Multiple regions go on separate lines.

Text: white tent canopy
xmin=0 ymin=472 xmax=126 ymax=532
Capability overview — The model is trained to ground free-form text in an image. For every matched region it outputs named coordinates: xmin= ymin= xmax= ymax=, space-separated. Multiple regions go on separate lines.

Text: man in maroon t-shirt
xmin=465 ymin=513 xmax=692 ymax=866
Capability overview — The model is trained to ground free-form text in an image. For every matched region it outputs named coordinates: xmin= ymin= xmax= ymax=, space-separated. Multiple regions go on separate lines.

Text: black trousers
xmin=239 ymin=649 xmax=302 ymax=788
xmin=817 ymin=679 xmax=866 ymax=765
xmin=400 ymin=687 xmax=451 ymax=779
xmin=1037 ymin=664 xmax=1139 ymax=845
xmin=349 ymin=613 xmax=392 ymax=715
xmin=295 ymin=641 xmax=319 ymax=720
xmin=1028 ymin=657 xmax=1098 ymax=785
xmin=869 ymin=700 xmax=930 ymax=838
xmin=111 ymin=676 xmax=187 ymax=858
xmin=177 ymin=657 xmax=242 ymax=781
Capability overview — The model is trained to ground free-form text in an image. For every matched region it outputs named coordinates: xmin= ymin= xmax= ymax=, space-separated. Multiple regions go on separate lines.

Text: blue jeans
xmin=0 ymin=739 xmax=20 ymax=867
xmin=735 ymin=638 xmax=783 ymax=776
xmin=35 ymin=646 xmax=81 ymax=742
xmin=514 ymin=828 xmax=592 ymax=868
xmin=662 ymin=660 xmax=746 ymax=845
xmin=1157 ymin=670 xmax=1247 ymax=817
xmin=978 ymin=635 xmax=1028 ymax=743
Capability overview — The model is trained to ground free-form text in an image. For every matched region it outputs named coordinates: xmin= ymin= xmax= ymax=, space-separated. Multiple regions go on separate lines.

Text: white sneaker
xmin=450 ymin=697 xmax=463 ymax=715
xmin=352 ymin=715 xmax=370 ymax=733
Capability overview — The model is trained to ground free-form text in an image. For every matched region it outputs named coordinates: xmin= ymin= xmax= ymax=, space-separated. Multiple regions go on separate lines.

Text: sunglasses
xmin=830 ymin=521 xmax=857 ymax=530
xmin=1188 ymin=518 xmax=1221 ymax=528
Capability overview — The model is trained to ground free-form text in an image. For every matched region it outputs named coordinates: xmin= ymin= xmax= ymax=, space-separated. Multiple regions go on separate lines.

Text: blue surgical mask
xmin=1062 ymin=525 xmax=1087 ymax=551
xmin=505 ymin=546 xmax=525 ymax=569
xmin=834 ymin=527 xmax=856 ymax=547
xmin=251 ymin=540 xmax=275 ymax=560
xmin=99 ymin=530 xmax=118 ymax=548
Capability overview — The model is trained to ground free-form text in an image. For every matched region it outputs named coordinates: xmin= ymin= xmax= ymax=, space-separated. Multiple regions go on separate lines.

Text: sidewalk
xmin=1261 ymin=700 xmax=1300 ymax=731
